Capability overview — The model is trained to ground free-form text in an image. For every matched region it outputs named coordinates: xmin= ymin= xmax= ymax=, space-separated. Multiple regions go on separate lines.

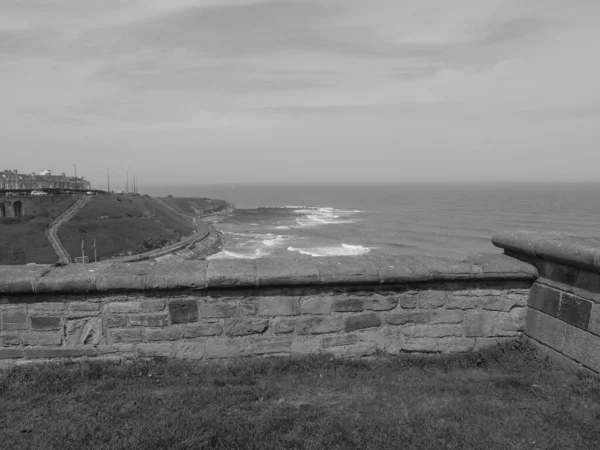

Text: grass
xmin=58 ymin=195 xmax=196 ymax=260
xmin=0 ymin=196 xmax=77 ymax=264
xmin=1 ymin=342 xmax=599 ymax=449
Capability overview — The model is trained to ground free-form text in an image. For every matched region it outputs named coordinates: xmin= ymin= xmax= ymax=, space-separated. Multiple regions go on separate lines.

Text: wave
xmin=287 ymin=244 xmax=371 ymax=257
xmin=207 ymin=249 xmax=267 ymax=260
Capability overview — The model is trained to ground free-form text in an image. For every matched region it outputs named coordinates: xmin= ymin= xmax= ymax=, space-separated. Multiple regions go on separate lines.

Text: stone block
xmin=206 ymin=259 xmax=256 ymax=288
xmin=438 ymin=337 xmax=476 ymax=353
xmin=106 ymin=315 xmax=128 ymax=328
xmin=445 ymin=294 xmax=479 ymax=310
xmin=31 ymin=316 xmax=61 ymax=331
xmin=403 ymin=338 xmax=438 ymax=352
xmin=332 ymin=297 xmax=364 ymax=312
xmin=175 ymin=342 xmax=206 ymax=360
xmin=296 ymin=317 xmax=343 ymax=335
xmin=562 ymin=325 xmax=600 ymax=373
xmin=1 ymin=305 xmax=27 ymax=329
xmin=0 ymin=265 xmax=47 ymax=294
xmin=558 ymin=293 xmax=592 ymax=330
xmin=398 ymin=292 xmax=418 ymax=309
xmin=205 ymin=339 xmax=253 ymax=359
xmin=417 ymin=290 xmax=446 ymax=309
xmin=528 ymin=283 xmax=560 ymax=316
xmin=24 ymin=348 xmax=97 ymax=359
xmin=494 ymin=312 xmax=522 ymax=337
xmin=67 ymin=302 xmax=100 ymax=317
xmin=364 ymin=294 xmax=398 ymax=311
xmin=270 ymin=318 xmax=295 ymax=334
xmin=129 ymin=314 xmax=169 ymax=328
xmin=344 ymin=313 xmax=381 ymax=332
xmin=326 ymin=342 xmax=377 ymax=358
xmin=199 ymin=301 xmax=237 ymax=318
xmin=223 ymin=318 xmax=268 ymax=336
xmin=0 ymin=332 xmax=21 ymax=347
xmin=256 ymin=258 xmax=319 ymax=286
xmin=252 ymin=336 xmax=293 ymax=355
xmin=106 ymin=301 xmax=141 ymax=314
xmin=96 ymin=272 xmax=146 ymax=293
xmin=316 ymin=257 xmax=379 ymax=284
xmin=239 ymin=299 xmax=258 ymax=315
xmin=169 ymin=299 xmax=198 ymax=324
xmin=509 ymin=307 xmax=527 ymax=327
xmin=430 ymin=310 xmax=464 ymax=324
xmin=506 ymin=292 xmax=528 ymax=306
xmin=480 ymin=297 xmax=514 ymax=311
xmin=538 ymin=260 xmax=578 ymax=286
xmin=182 ymin=323 xmax=222 ymax=338
xmin=411 ymin=325 xmax=463 ymax=338
xmin=323 ymin=334 xmax=359 ymax=348
xmin=0 ymin=348 xmax=23 ymax=359
xmin=465 ymin=312 xmax=497 ymax=337
xmin=291 ymin=336 xmax=322 ymax=354
xmin=301 ymin=296 xmax=332 ymax=315
xmin=524 ymin=308 xmax=566 ymax=352
xmin=386 ymin=311 xmax=430 ymax=326
xmin=574 ymin=269 xmax=600 ymax=295
xmin=589 ymin=304 xmax=600 ymax=336
xmin=141 ymin=299 xmax=166 ymax=313
xmin=137 ymin=343 xmax=174 ymax=358
xmin=109 ymin=328 xmax=143 ymax=344
xmin=378 ymin=256 xmax=430 ymax=283
xmin=146 ymin=327 xmax=180 ymax=342
xmin=65 ymin=318 xmax=103 ymax=346
xmin=22 ymin=331 xmax=62 ymax=346
xmin=144 ymin=261 xmax=207 ymax=290
xmin=258 ymin=297 xmax=300 ymax=316
xmin=28 ymin=303 xmax=66 ymax=315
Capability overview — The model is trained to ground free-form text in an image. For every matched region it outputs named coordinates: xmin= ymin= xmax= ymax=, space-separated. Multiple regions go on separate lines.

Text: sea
xmin=143 ymin=183 xmax=600 ymax=260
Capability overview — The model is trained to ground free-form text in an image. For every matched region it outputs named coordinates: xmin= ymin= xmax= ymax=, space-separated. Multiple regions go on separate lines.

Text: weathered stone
xmin=252 ymin=336 xmax=293 ymax=354
xmin=141 ymin=299 xmax=166 ymax=313
xmin=528 ymin=283 xmax=560 ymax=316
xmin=256 ymin=258 xmax=319 ymax=286
xmin=538 ymin=260 xmax=578 ymax=286
xmin=109 ymin=328 xmax=143 ymax=344
xmin=378 ymin=256 xmax=430 ymax=283
xmin=0 ymin=332 xmax=20 ymax=347
xmin=480 ymin=297 xmax=515 ymax=311
xmin=28 ymin=303 xmax=66 ymax=315
xmin=291 ymin=336 xmax=322 ymax=354
xmin=205 ymin=339 xmax=253 ymax=359
xmin=296 ymin=317 xmax=343 ymax=335
xmin=258 ymin=297 xmax=300 ymax=316
xmin=137 ymin=343 xmax=174 ymax=358
xmin=270 ymin=317 xmax=295 ymax=334
xmin=494 ymin=312 xmax=522 ymax=337
xmin=386 ymin=311 xmax=430 ymax=326
xmin=182 ymin=323 xmax=222 ymax=338
xmin=332 ymin=297 xmax=364 ymax=312
xmin=403 ymin=338 xmax=439 ymax=352
xmin=65 ymin=317 xmax=102 ymax=346
xmin=398 ymin=292 xmax=418 ymax=309
xmin=175 ymin=342 xmax=206 ymax=360
xmin=445 ymin=294 xmax=479 ymax=310
xmin=1 ymin=305 xmax=27 ymax=329
xmin=316 ymin=257 xmax=379 ymax=284
xmin=106 ymin=301 xmax=141 ymax=314
xmin=410 ymin=325 xmax=463 ymax=338
xmin=465 ymin=312 xmax=497 ymax=338
xmin=206 ymin=260 xmax=256 ymax=288
xmin=0 ymin=348 xmax=23 ymax=359
xmin=31 ymin=316 xmax=61 ymax=331
xmin=106 ymin=315 xmax=128 ymax=328
xmin=430 ymin=310 xmax=464 ymax=324
xmin=509 ymin=307 xmax=527 ymax=327
xmin=562 ymin=324 xmax=600 ymax=373
xmin=144 ymin=260 xmax=207 ymax=290
xmin=344 ymin=313 xmax=381 ymax=332
xmin=24 ymin=348 xmax=97 ymax=359
xmin=327 ymin=342 xmax=377 ymax=358
xmin=558 ymin=293 xmax=592 ymax=330
xmin=199 ymin=301 xmax=237 ymax=318
xmin=169 ymin=299 xmax=198 ymax=324
xmin=524 ymin=308 xmax=566 ymax=352
xmin=21 ymin=331 xmax=62 ymax=346
xmin=96 ymin=272 xmax=146 ymax=293
xmin=67 ymin=302 xmax=100 ymax=317
xmin=323 ymin=334 xmax=359 ymax=348
xmin=239 ymin=298 xmax=258 ymax=315
xmin=301 ymin=296 xmax=332 ymax=315
xmin=223 ymin=318 xmax=268 ymax=336
xmin=146 ymin=327 xmax=180 ymax=341
xmin=364 ymin=294 xmax=398 ymax=311
xmin=129 ymin=314 xmax=168 ymax=328
xmin=574 ymin=269 xmax=600 ymax=294
xmin=438 ymin=337 xmax=476 ymax=353
xmin=589 ymin=304 xmax=600 ymax=336
xmin=0 ymin=265 xmax=48 ymax=294
xmin=467 ymin=252 xmax=537 ymax=280
xmin=417 ymin=290 xmax=446 ymax=309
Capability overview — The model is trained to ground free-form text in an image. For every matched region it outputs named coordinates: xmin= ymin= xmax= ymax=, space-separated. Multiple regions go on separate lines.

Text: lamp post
xmin=126 ymin=170 xmax=129 ymax=194
xmin=106 ymin=167 xmax=110 ymax=193
xmin=74 ymin=164 xmax=77 ymax=178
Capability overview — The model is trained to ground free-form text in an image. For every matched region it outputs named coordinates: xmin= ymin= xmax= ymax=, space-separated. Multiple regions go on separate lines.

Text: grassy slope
xmin=159 ymin=197 xmax=232 ymax=216
xmin=1 ymin=343 xmax=599 ymax=449
xmin=58 ymin=195 xmax=195 ymax=260
xmin=0 ymin=196 xmax=77 ymax=265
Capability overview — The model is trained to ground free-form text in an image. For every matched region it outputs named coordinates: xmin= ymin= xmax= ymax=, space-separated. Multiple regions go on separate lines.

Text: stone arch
xmin=13 ymin=200 xmax=22 ymax=218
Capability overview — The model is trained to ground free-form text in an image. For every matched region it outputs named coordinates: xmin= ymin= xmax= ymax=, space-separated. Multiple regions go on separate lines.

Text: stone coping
xmin=0 ymin=253 xmax=536 ymax=296
xmin=493 ymin=231 xmax=600 ymax=274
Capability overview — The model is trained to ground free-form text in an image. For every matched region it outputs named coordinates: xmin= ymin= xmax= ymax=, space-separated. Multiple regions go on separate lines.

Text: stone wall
xmin=0 ymin=254 xmax=535 ymax=367
xmin=0 ymin=195 xmax=75 ymax=218
xmin=493 ymin=231 xmax=600 ymax=374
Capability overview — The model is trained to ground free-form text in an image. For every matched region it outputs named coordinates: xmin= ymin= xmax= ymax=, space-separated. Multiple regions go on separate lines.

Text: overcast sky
xmin=1 ymin=0 xmax=599 ymax=187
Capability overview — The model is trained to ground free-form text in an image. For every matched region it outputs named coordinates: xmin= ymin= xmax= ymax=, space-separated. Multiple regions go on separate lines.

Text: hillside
xmin=0 ymin=196 xmax=77 ymax=265
xmin=57 ymin=195 xmax=197 ymax=261
xmin=158 ymin=197 xmax=233 ymax=217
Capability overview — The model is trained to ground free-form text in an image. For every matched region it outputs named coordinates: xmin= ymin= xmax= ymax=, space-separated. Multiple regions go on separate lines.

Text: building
xmin=0 ymin=169 xmax=91 ymax=191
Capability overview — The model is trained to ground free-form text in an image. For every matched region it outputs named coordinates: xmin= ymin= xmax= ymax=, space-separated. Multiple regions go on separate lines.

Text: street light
xmin=106 ymin=167 xmax=110 ymax=192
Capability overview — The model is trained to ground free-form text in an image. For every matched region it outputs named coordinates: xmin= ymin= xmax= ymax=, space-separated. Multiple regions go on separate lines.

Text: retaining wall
xmin=493 ymin=231 xmax=600 ymax=374
xmin=0 ymin=254 xmax=535 ymax=368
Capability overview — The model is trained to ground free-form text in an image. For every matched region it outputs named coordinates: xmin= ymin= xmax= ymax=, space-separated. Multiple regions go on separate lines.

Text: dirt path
xmin=45 ymin=196 xmax=89 ymax=264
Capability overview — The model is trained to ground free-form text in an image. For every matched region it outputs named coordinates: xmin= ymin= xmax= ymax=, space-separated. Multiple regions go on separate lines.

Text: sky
xmin=1 ymin=0 xmax=600 ymax=187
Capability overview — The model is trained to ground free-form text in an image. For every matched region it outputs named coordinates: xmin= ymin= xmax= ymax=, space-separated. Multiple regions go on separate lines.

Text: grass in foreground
xmin=1 ymin=342 xmax=599 ymax=449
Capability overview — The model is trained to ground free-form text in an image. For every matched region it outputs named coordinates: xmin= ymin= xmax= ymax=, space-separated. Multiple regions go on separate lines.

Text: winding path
xmin=45 ymin=196 xmax=89 ymax=265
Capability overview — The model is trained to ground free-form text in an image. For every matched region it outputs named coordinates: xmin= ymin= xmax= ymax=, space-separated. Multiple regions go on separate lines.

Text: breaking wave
xmin=287 ymin=243 xmax=371 ymax=257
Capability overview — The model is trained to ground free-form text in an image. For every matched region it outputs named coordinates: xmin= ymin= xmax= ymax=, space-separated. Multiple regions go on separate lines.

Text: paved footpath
xmin=45 ymin=196 xmax=89 ymax=265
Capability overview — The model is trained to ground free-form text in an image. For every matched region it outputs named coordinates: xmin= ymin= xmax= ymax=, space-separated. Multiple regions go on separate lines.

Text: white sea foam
xmin=207 ymin=249 xmax=266 ymax=260
xmin=287 ymin=244 xmax=371 ymax=257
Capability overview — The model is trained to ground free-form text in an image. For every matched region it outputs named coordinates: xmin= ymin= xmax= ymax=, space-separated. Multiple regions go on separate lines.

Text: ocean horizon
xmin=141 ymin=182 xmax=600 ymax=260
